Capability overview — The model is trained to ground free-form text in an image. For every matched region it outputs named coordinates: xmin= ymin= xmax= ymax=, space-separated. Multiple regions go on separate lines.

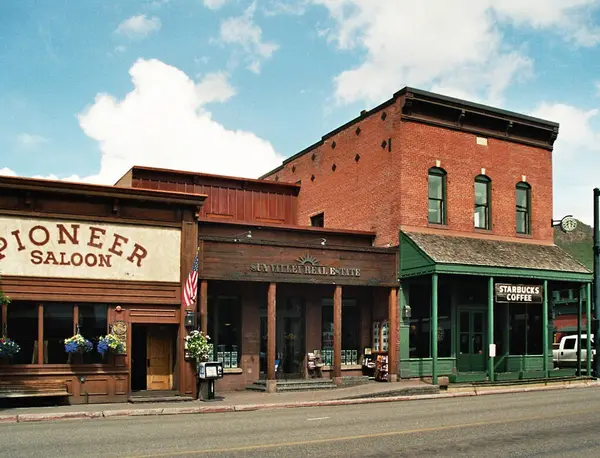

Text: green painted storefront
xmin=398 ymin=231 xmax=593 ymax=384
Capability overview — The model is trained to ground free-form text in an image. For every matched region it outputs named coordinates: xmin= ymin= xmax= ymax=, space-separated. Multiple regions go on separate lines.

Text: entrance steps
xmin=246 ymin=378 xmax=337 ymax=392
xmin=128 ymin=390 xmax=194 ymax=403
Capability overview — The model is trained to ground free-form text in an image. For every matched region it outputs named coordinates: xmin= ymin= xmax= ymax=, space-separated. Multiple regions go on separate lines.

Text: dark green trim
xmin=401 ymin=261 xmax=592 ymax=283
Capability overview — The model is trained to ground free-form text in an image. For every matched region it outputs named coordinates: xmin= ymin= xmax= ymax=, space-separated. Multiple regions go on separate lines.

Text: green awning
xmin=399 ymin=231 xmax=592 ymax=282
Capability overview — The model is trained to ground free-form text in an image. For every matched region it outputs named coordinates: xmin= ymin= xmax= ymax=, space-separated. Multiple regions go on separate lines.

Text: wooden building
xmin=116 ymin=166 xmax=399 ymax=392
xmin=0 ymin=167 xmax=399 ymax=403
xmin=0 ymin=175 xmax=205 ymax=403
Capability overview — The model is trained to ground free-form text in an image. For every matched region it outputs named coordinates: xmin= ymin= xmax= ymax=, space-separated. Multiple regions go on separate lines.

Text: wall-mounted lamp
xmin=403 ymin=305 xmax=412 ymax=319
xmin=320 ymin=238 xmax=326 ymax=246
xmin=184 ymin=310 xmax=196 ymax=328
xmin=233 ymin=230 xmax=252 ymax=242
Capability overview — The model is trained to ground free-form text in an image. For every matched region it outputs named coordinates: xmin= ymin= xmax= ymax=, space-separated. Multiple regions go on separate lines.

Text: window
xmin=79 ymin=304 xmax=108 ymax=363
xmin=474 ymin=175 xmax=491 ymax=230
xmin=4 ymin=302 xmax=109 ymax=365
xmin=428 ymin=168 xmax=446 ymax=224
xmin=208 ymin=296 xmax=242 ymax=368
xmin=509 ymin=304 xmax=542 ymax=355
xmin=321 ymin=298 xmax=360 ymax=365
xmin=409 ymin=286 xmax=431 ymax=358
xmin=310 ymin=212 xmax=324 ymax=227
xmin=7 ymin=303 xmax=38 ymax=364
xmin=44 ymin=304 xmax=74 ymax=364
xmin=516 ymin=182 xmax=531 ymax=234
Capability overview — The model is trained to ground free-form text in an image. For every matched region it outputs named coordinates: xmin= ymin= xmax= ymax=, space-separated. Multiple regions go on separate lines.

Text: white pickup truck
xmin=553 ymin=334 xmax=596 ymax=370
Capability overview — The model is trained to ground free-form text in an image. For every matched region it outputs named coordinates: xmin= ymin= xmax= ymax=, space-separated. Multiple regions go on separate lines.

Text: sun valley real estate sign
xmin=0 ymin=216 xmax=181 ymax=282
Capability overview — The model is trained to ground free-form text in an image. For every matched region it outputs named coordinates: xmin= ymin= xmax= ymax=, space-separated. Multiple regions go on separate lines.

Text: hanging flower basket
xmin=97 ymin=333 xmax=125 ymax=356
xmin=185 ymin=330 xmax=211 ymax=362
xmin=64 ymin=334 xmax=93 ymax=354
xmin=0 ymin=336 xmax=20 ymax=358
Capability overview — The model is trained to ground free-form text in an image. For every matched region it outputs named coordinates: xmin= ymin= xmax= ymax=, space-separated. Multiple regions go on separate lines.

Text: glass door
xmin=457 ymin=309 xmax=486 ymax=372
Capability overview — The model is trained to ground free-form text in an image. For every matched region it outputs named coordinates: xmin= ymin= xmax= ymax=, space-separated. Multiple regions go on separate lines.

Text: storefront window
xmin=7 ymin=303 xmax=38 ymax=364
xmin=438 ymin=284 xmax=452 ymax=358
xmin=44 ymin=304 xmax=74 ymax=364
xmin=208 ymin=296 xmax=242 ymax=368
xmin=321 ymin=298 xmax=360 ymax=365
xmin=79 ymin=304 xmax=108 ymax=363
xmin=509 ymin=304 xmax=543 ymax=355
xmin=409 ymin=285 xmax=431 ymax=358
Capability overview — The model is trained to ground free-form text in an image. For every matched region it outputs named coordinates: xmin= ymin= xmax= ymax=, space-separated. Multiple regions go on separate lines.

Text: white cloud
xmin=312 ymin=0 xmax=600 ymax=105
xmin=203 ymin=0 xmax=230 ymax=9
xmin=75 ymin=58 xmax=283 ymax=185
xmin=16 ymin=133 xmax=49 ymax=148
xmin=218 ymin=3 xmax=279 ymax=73
xmin=264 ymin=0 xmax=309 ymax=16
xmin=530 ymin=102 xmax=600 ymax=224
xmin=0 ymin=167 xmax=17 ymax=177
xmin=116 ymin=15 xmax=162 ymax=40
xmin=114 ymin=45 xmax=127 ymax=54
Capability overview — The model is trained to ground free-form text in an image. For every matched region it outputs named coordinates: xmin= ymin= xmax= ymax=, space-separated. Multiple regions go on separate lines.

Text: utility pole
xmin=593 ymin=188 xmax=600 ymax=377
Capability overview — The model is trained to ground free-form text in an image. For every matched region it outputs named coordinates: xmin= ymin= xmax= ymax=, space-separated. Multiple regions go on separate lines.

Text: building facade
xmin=117 ymin=167 xmax=399 ymax=392
xmin=262 ymin=87 xmax=593 ymax=383
xmin=0 ymin=176 xmax=204 ymax=403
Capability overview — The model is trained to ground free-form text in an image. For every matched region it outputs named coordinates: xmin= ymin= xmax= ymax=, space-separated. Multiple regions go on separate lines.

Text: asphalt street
xmin=1 ymin=387 xmax=599 ymax=457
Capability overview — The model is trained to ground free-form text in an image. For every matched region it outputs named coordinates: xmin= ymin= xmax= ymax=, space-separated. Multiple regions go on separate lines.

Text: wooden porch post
xmin=487 ymin=277 xmax=495 ymax=382
xmin=431 ymin=274 xmax=438 ymax=386
xmin=37 ymin=303 xmax=44 ymax=365
xmin=388 ymin=287 xmax=398 ymax=382
xmin=333 ymin=285 xmax=342 ymax=383
xmin=586 ymin=282 xmax=592 ymax=376
xmin=199 ymin=280 xmax=208 ymax=334
xmin=542 ymin=280 xmax=549 ymax=378
xmin=577 ymin=285 xmax=583 ymax=376
xmin=267 ymin=282 xmax=277 ymax=392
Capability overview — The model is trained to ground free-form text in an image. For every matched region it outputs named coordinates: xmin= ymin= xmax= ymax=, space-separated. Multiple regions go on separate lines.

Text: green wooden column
xmin=542 ymin=280 xmax=549 ymax=378
xmin=577 ymin=285 xmax=583 ymax=376
xmin=431 ymin=273 xmax=439 ymax=385
xmin=488 ymin=277 xmax=495 ymax=382
xmin=586 ymin=282 xmax=592 ymax=376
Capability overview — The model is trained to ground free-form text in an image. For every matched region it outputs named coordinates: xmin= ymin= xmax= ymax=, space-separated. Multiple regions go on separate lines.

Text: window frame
xmin=516 ymin=182 xmax=531 ymax=235
xmin=3 ymin=301 xmax=109 ymax=367
xmin=428 ymin=167 xmax=447 ymax=225
xmin=310 ymin=212 xmax=324 ymax=227
xmin=474 ymin=175 xmax=491 ymax=230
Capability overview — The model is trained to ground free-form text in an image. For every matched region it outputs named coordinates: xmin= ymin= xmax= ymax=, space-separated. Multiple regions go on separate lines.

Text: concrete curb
xmin=1 ymin=382 xmax=597 ymax=424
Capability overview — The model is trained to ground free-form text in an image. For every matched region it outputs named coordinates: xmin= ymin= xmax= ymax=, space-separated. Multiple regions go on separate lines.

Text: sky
xmin=1 ymin=0 xmax=600 ymax=223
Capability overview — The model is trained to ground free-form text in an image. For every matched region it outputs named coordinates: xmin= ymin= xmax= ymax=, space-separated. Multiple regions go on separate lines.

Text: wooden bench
xmin=0 ymin=380 xmax=70 ymax=399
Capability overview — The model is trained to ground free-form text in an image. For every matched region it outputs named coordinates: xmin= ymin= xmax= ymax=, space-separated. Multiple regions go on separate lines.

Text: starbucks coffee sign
xmin=495 ymin=283 xmax=543 ymax=303
xmin=249 ymin=253 xmax=361 ymax=277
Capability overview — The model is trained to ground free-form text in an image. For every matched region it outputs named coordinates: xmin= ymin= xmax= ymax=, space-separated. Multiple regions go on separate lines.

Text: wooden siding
xmin=0 ymin=277 xmax=180 ymax=304
xmin=200 ymin=240 xmax=398 ymax=286
xmin=131 ymin=175 xmax=297 ymax=225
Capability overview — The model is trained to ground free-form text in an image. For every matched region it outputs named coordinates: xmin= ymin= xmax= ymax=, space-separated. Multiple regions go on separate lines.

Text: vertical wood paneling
xmin=37 ymin=304 xmax=44 ymax=365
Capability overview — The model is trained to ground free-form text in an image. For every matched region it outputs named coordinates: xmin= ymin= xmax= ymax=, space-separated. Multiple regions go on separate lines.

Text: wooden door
xmin=146 ymin=328 xmax=173 ymax=391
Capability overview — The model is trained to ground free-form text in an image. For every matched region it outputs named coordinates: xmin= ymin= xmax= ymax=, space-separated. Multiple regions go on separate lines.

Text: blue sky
xmin=1 ymin=0 xmax=600 ymax=222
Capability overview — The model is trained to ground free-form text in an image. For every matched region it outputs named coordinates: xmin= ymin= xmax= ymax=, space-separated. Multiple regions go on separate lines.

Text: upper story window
xmin=516 ymin=182 xmax=531 ymax=234
xmin=310 ymin=212 xmax=324 ymax=227
xmin=428 ymin=167 xmax=446 ymax=224
xmin=474 ymin=175 xmax=491 ymax=230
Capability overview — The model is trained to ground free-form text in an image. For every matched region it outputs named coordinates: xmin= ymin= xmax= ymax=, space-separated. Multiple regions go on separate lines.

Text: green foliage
xmin=554 ymin=219 xmax=593 ymax=270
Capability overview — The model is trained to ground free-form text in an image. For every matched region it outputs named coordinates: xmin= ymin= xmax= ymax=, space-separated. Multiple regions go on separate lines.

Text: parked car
xmin=553 ymin=334 xmax=596 ymax=373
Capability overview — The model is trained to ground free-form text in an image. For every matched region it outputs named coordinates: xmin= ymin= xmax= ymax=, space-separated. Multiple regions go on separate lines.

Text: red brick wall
xmin=267 ymin=99 xmax=553 ymax=245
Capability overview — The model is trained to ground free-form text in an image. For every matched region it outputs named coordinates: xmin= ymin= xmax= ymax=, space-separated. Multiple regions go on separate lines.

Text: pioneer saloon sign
xmin=250 ymin=253 xmax=361 ymax=277
xmin=495 ymin=283 xmax=543 ymax=303
xmin=0 ymin=216 xmax=181 ymax=282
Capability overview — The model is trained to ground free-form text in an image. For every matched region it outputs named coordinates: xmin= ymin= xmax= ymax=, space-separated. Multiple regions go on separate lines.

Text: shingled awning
xmin=400 ymin=231 xmax=591 ymax=282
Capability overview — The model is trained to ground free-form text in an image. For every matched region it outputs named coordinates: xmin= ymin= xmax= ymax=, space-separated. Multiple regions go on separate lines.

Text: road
xmin=1 ymin=387 xmax=599 ymax=457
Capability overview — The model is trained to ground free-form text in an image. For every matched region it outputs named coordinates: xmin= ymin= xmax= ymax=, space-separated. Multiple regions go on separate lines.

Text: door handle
xmin=147 ymin=359 xmax=150 ymax=368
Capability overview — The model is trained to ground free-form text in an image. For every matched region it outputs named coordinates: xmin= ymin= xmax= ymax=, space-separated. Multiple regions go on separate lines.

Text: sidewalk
xmin=1 ymin=378 xmax=598 ymax=424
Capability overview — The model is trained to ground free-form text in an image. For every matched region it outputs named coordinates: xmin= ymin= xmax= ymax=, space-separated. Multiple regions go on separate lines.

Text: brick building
xmin=262 ymin=87 xmax=593 ymax=383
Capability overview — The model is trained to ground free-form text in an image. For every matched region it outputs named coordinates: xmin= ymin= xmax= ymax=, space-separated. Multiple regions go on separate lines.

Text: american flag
xmin=183 ymin=253 xmax=199 ymax=307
